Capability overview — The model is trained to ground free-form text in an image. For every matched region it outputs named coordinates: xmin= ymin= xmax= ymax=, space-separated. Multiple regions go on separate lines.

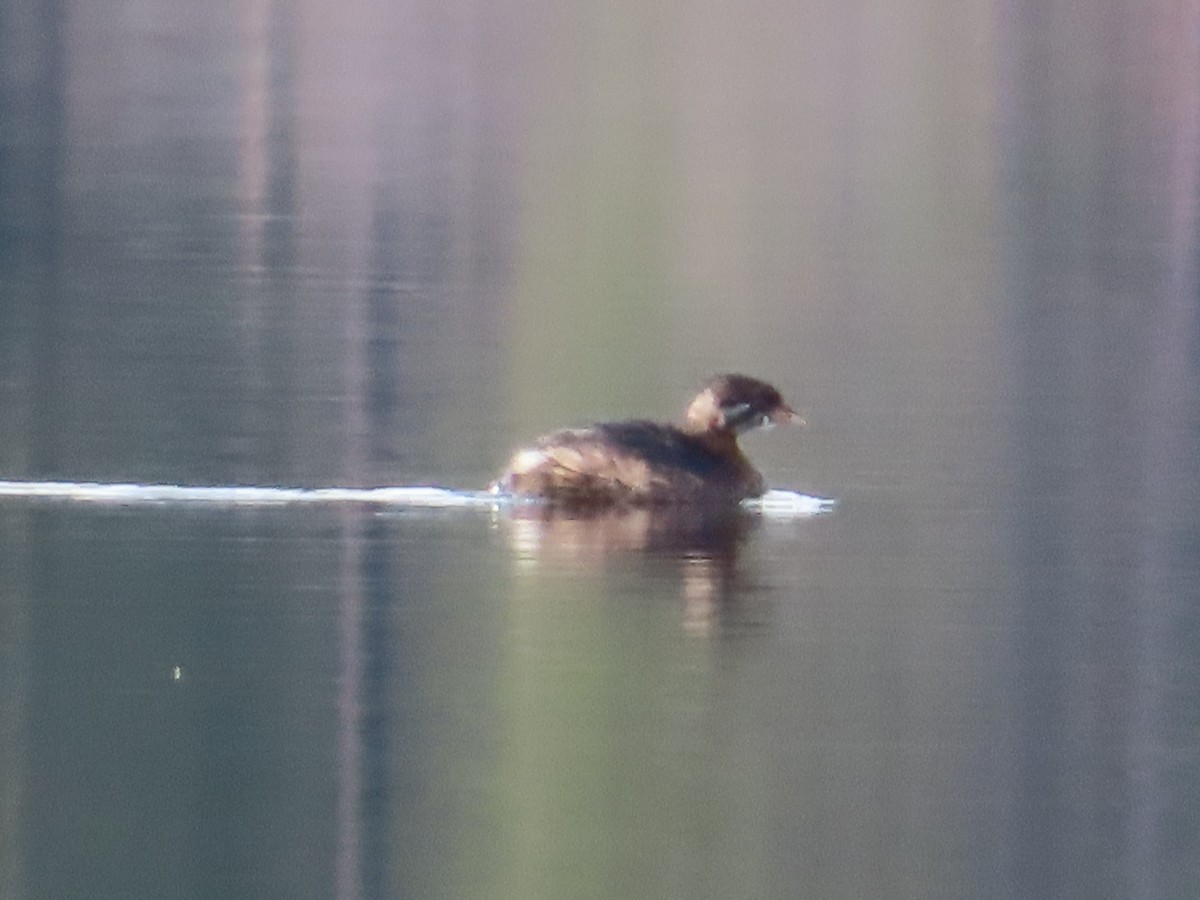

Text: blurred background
xmin=2 ymin=1 xmax=1199 ymax=898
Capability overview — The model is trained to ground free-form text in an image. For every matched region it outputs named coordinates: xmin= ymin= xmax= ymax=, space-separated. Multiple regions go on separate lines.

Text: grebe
xmin=492 ymin=374 xmax=802 ymax=507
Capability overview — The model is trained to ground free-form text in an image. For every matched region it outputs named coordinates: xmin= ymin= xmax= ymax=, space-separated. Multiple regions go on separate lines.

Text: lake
xmin=2 ymin=1 xmax=1199 ymax=898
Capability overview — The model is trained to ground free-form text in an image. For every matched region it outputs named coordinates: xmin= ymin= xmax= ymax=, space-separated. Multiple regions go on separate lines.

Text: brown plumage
xmin=492 ymin=374 xmax=802 ymax=507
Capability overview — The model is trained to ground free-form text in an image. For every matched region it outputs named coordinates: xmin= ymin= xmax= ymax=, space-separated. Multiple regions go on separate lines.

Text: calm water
xmin=3 ymin=1 xmax=1200 ymax=898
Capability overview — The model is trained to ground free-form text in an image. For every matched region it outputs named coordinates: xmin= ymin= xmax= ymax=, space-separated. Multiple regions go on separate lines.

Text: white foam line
xmin=0 ymin=480 xmax=496 ymax=508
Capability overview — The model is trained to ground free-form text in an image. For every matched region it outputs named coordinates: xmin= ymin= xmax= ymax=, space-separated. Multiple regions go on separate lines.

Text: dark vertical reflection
xmin=0 ymin=0 xmax=66 ymax=478
xmin=363 ymin=196 xmax=406 ymax=473
xmin=234 ymin=0 xmax=298 ymax=275
xmin=235 ymin=0 xmax=300 ymax=485
xmin=327 ymin=3 xmax=529 ymax=895
xmin=353 ymin=515 xmax=394 ymax=900
xmin=0 ymin=3 xmax=65 ymax=890
xmin=0 ymin=520 xmax=32 ymax=900
xmin=261 ymin=0 xmax=298 ymax=274
xmin=998 ymin=1 xmax=1200 ymax=896
xmin=1125 ymin=8 xmax=1200 ymax=899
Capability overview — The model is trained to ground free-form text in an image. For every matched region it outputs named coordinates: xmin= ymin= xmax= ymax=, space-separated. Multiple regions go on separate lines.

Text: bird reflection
xmin=498 ymin=503 xmax=763 ymax=635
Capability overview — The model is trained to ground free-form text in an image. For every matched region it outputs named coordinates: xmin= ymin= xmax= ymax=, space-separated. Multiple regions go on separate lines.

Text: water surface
xmin=3 ymin=1 xmax=1200 ymax=899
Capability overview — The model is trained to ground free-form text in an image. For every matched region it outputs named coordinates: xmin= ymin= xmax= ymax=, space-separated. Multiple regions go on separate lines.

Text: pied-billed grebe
xmin=492 ymin=374 xmax=802 ymax=506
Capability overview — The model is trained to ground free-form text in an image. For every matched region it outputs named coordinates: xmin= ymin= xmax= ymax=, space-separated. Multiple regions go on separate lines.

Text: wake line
xmin=0 ymin=480 xmax=834 ymax=516
xmin=0 ymin=480 xmax=495 ymax=508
